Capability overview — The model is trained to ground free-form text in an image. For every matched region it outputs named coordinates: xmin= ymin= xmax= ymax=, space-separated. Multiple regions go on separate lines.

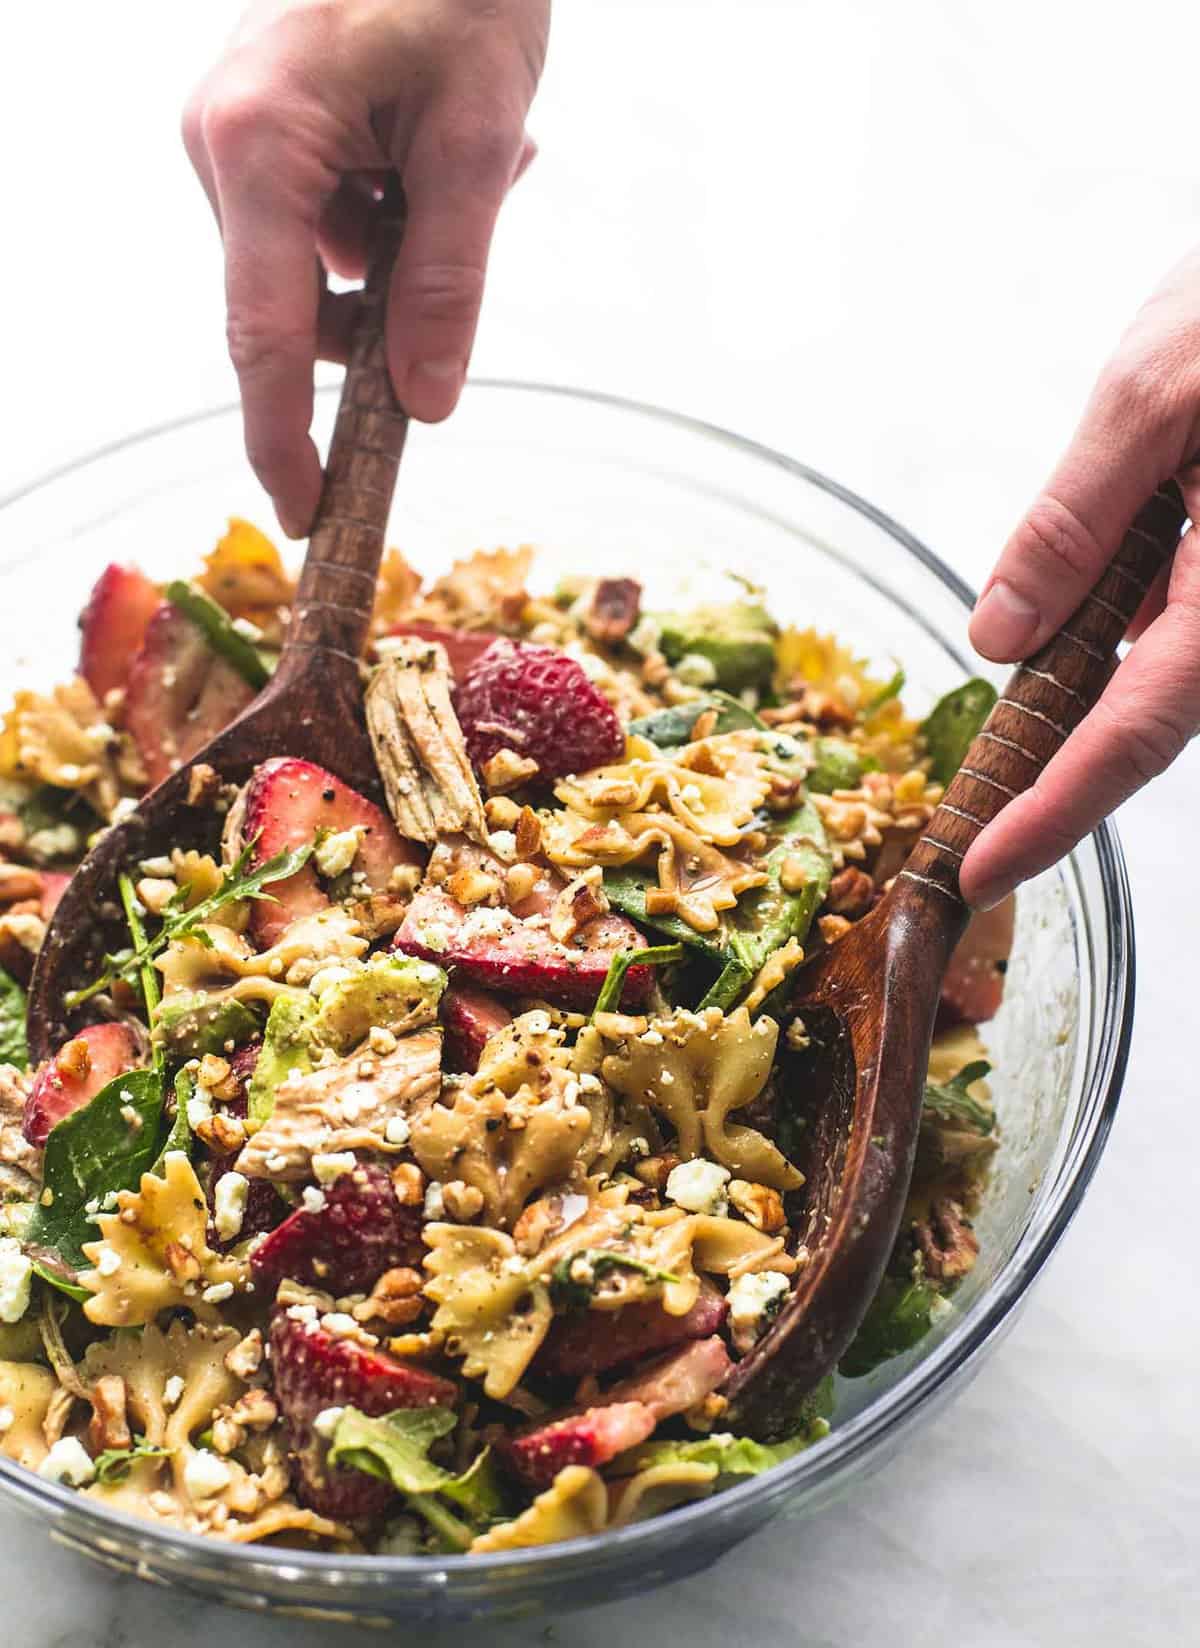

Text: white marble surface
xmin=3 ymin=3 xmax=1200 ymax=1642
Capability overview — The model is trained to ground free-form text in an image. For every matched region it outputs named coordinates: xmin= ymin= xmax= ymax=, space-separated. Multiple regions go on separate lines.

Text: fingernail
xmin=404 ymin=359 xmax=464 ymax=419
xmin=276 ymin=507 xmax=308 ymax=542
xmin=970 ymin=580 xmax=1040 ymax=659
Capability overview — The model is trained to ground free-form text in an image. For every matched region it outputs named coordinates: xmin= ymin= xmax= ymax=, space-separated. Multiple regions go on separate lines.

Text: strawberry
xmin=385 ymin=623 xmax=498 ymax=679
xmin=453 ymin=639 xmax=625 ymax=780
xmin=123 ymin=602 xmax=256 ymax=790
xmin=250 ymin=1162 xmax=422 ymax=1295
xmin=39 ymin=872 xmax=71 ymax=920
xmin=440 ymin=983 xmax=512 ymax=1073
xmin=538 ymin=1281 xmax=729 ymax=1379
xmin=500 ymin=1401 xmax=657 ymax=1491
xmin=79 ymin=563 xmax=162 ymax=701
xmin=23 ymin=1022 xmax=144 ymax=1146
xmin=606 ymin=1334 xmax=732 ymax=1417
xmin=395 ymin=887 xmax=652 ymax=1009
xmin=938 ymin=895 xmax=1015 ymax=1027
xmin=240 ymin=757 xmax=422 ymax=946
xmin=269 ymin=1310 xmax=457 ymax=1518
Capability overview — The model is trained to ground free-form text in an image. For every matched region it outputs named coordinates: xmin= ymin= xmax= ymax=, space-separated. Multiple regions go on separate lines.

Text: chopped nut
xmin=56 ymin=1037 xmax=92 ymax=1081
xmin=441 ymin=1180 xmax=485 ymax=1221
xmin=186 ymin=762 xmax=221 ymax=807
xmin=549 ymin=866 xmax=608 ymax=945
xmin=826 ymin=867 xmax=874 ymax=919
xmin=391 ymin=1162 xmax=426 ymax=1207
xmin=352 ymin=1265 xmax=425 ymax=1328
xmin=583 ymin=577 xmax=641 ymax=646
xmin=511 ymin=1198 xmax=557 ymax=1257
xmin=514 ymin=805 xmax=542 ymax=860
xmin=197 ymin=1053 xmax=239 ymax=1101
xmin=87 ymin=1375 xmax=131 ymax=1454
xmin=163 ymin=1242 xmax=201 ymax=1284
xmin=0 ymin=864 xmax=43 ymax=905
xmin=481 ymin=747 xmax=540 ymax=794
xmin=728 ymin=1179 xmax=787 ymax=1233
xmin=785 ymin=1015 xmax=810 ymax=1052
xmin=447 ymin=865 xmax=502 ymax=907
xmin=639 ymin=650 xmax=671 ymax=687
xmin=778 ymin=854 xmax=810 ymax=895
xmin=632 ymin=1153 xmax=680 ymax=1192
xmin=195 ymin=1112 xmax=248 ymax=1154
xmin=818 ymin=914 xmax=852 ymax=945
xmin=135 ymin=876 xmax=177 ymax=916
xmin=504 ymin=861 xmax=539 ymax=905
xmin=915 ymin=1198 xmax=979 ymax=1282
xmin=484 ymin=795 xmax=521 ymax=830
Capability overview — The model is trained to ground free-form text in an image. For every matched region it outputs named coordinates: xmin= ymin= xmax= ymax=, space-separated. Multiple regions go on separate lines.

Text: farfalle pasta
xmin=0 ymin=526 xmax=1008 ymax=1557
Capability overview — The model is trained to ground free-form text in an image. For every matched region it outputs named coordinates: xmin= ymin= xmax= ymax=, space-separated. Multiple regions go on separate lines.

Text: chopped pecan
xmin=727 ymin=1178 xmax=787 ymax=1233
xmin=87 ymin=1374 xmax=131 ymax=1454
xmin=915 ymin=1197 xmax=979 ymax=1282
xmin=549 ymin=867 xmax=609 ymax=944
xmin=352 ymin=1265 xmax=426 ymax=1328
xmin=826 ymin=867 xmax=874 ymax=919
xmin=481 ymin=747 xmax=540 ymax=795
xmin=584 ymin=577 xmax=641 ymax=646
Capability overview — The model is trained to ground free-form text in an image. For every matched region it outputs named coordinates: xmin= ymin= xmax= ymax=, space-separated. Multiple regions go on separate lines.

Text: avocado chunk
xmin=247 ymin=994 xmax=318 ymax=1125
xmin=655 ymin=601 xmax=778 ymax=692
xmin=154 ymin=993 xmax=262 ymax=1059
xmin=806 ymin=736 xmax=875 ymax=794
xmin=311 ymin=954 xmax=447 ymax=1056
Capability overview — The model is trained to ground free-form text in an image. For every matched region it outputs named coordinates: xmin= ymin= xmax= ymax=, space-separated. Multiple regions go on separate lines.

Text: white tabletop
xmin=3 ymin=4 xmax=1198 ymax=1642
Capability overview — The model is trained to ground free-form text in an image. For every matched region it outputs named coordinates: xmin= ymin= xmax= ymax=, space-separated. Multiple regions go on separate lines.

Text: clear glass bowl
xmin=0 ymin=382 xmax=1130 ymax=1623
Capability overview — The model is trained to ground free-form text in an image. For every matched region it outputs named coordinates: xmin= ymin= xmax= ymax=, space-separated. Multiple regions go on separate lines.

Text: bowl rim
xmin=0 ymin=377 xmax=1135 ymax=1584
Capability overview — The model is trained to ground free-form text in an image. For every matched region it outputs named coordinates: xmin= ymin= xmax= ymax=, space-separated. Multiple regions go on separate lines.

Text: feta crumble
xmin=201 ymin=1281 xmax=235 ymax=1304
xmin=301 ymin=1185 xmax=328 ymax=1214
xmin=314 ymin=825 xmax=365 ymax=880
xmin=665 ymin=1158 xmax=731 ymax=1216
xmin=183 ymin=1448 xmax=232 ymax=1500
xmin=727 ymin=1269 xmax=791 ymax=1351
xmin=38 ymin=1437 xmax=96 ymax=1486
xmin=213 ymin=1172 xmax=249 ymax=1242
xmin=313 ymin=1406 xmax=345 ymax=1439
xmin=384 ymin=1114 xmax=411 ymax=1147
xmin=313 ymin=1151 xmax=357 ymax=1185
xmin=163 ymin=1375 xmax=185 ymax=1409
xmin=0 ymin=1237 xmax=33 ymax=1322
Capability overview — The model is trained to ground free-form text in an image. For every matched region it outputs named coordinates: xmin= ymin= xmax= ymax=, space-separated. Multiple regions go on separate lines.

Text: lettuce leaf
xmin=614 ymin=1423 xmax=826 ymax=1482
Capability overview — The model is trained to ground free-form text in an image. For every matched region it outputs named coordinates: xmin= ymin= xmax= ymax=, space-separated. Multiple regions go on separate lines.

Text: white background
xmin=3 ymin=4 xmax=1200 ymax=1643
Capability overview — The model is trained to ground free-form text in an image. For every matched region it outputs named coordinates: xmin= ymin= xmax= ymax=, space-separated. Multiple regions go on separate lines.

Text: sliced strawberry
xmin=386 ymin=623 xmax=498 ymax=679
xmin=123 ymin=602 xmax=256 ymax=790
xmin=538 ymin=1281 xmax=729 ymax=1379
xmin=79 ymin=563 xmax=162 ymax=701
xmin=395 ymin=886 xmax=651 ymax=1009
xmin=241 ymin=757 xmax=422 ymax=946
xmin=441 ymin=983 xmax=513 ymax=1074
xmin=939 ymin=895 xmax=1015 ymax=1027
xmin=250 ymin=1162 xmax=422 ymax=1295
xmin=270 ymin=1310 xmax=457 ymax=1518
xmin=23 ymin=1022 xmax=144 ymax=1146
xmin=39 ymin=872 xmax=71 ymax=920
xmin=500 ymin=1401 xmax=657 ymax=1491
xmin=607 ymin=1334 xmax=732 ymax=1417
xmin=453 ymin=639 xmax=625 ymax=779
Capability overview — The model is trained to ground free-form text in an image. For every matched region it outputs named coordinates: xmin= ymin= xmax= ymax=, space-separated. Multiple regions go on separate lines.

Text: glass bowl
xmin=0 ymin=381 xmax=1131 ymax=1623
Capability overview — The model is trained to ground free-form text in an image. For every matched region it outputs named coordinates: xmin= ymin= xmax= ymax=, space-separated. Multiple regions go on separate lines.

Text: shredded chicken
xmin=366 ymin=641 xmax=487 ymax=845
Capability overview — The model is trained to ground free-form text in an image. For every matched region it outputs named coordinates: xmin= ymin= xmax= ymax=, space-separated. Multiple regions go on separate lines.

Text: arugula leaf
xmin=165 ymin=580 xmax=270 ymax=689
xmin=628 ymin=691 xmax=764 ymax=747
xmin=592 ymin=944 xmax=684 ymax=1018
xmin=24 ymin=1068 xmax=165 ymax=1282
xmin=839 ymin=1271 xmax=945 ymax=1378
xmin=549 ymin=1248 xmax=679 ymax=1310
xmin=118 ymin=870 xmax=160 ymax=1030
xmin=93 ymin=1437 xmax=172 ymax=1485
xmin=328 ymin=1405 xmax=457 ymax=1494
xmin=66 ymin=839 xmax=314 ymax=1009
xmin=920 ymin=678 xmax=998 ymax=784
xmin=0 ymin=966 xmax=28 ymax=1070
xmin=922 ymin=1059 xmax=994 ymax=1133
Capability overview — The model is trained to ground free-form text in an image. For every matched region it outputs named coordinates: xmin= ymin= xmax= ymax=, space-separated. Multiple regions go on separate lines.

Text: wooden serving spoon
xmin=27 ymin=181 xmax=410 ymax=1062
xmin=723 ymin=477 xmax=1189 ymax=1435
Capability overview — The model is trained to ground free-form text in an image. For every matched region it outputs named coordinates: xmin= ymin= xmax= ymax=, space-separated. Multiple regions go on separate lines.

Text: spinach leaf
xmin=628 ymin=690 xmax=763 ymax=747
xmin=920 ymin=678 xmax=998 ymax=784
xmin=25 ymin=1068 xmax=165 ymax=1282
xmin=839 ymin=1271 xmax=945 ymax=1377
xmin=603 ymin=871 xmax=726 ymax=957
xmin=592 ymin=944 xmax=684 ymax=1018
xmin=165 ymin=580 xmax=270 ymax=688
xmin=0 ymin=967 xmax=28 ymax=1070
xmin=548 ymin=1248 xmax=679 ymax=1310
xmin=151 ymin=1068 xmax=193 ymax=1174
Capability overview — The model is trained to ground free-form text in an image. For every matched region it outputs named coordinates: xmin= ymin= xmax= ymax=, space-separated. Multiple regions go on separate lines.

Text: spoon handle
xmin=901 ymin=478 xmax=1188 ymax=904
xmin=278 ymin=177 xmax=409 ymax=678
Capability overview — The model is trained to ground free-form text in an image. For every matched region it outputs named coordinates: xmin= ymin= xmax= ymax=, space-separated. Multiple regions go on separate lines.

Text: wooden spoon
xmin=27 ymin=181 xmax=410 ymax=1062
xmin=723 ymin=477 xmax=1188 ymax=1435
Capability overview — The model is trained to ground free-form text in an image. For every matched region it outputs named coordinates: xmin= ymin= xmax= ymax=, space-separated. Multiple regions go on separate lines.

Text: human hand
xmin=960 ymin=247 xmax=1200 ymax=910
xmin=183 ymin=0 xmax=548 ymax=539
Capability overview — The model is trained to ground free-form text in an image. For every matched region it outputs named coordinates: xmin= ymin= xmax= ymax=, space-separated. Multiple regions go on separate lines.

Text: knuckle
xmin=401 ymin=261 xmax=486 ymax=326
xmin=202 ymin=82 xmax=276 ymax=165
xmin=225 ymin=311 xmax=308 ymax=382
xmin=1015 ymin=495 xmax=1105 ymax=585
xmin=1096 ymin=347 xmax=1182 ymax=442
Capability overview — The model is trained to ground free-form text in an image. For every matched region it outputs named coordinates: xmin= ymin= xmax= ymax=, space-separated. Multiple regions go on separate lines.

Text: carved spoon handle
xmin=276 ymin=177 xmax=409 ymax=681
xmin=902 ymin=478 xmax=1188 ymax=903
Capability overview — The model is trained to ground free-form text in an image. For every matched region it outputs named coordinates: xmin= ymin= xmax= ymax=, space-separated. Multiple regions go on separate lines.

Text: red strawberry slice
xmin=250 ymin=1162 xmax=422 ymax=1295
xmin=123 ymin=602 xmax=256 ymax=790
xmin=386 ymin=623 xmax=498 ymax=679
xmin=453 ymin=639 xmax=625 ymax=780
xmin=607 ymin=1334 xmax=732 ymax=1417
xmin=39 ymin=873 xmax=71 ymax=920
xmin=395 ymin=887 xmax=652 ymax=1009
xmin=441 ymin=983 xmax=512 ymax=1073
xmin=241 ymin=757 xmax=422 ymax=946
xmin=23 ymin=1022 xmax=144 ymax=1146
xmin=500 ymin=1401 xmax=657 ymax=1491
xmin=538 ymin=1281 xmax=729 ymax=1379
xmin=270 ymin=1309 xmax=457 ymax=1518
xmin=79 ymin=564 xmax=162 ymax=701
xmin=938 ymin=895 xmax=1015 ymax=1027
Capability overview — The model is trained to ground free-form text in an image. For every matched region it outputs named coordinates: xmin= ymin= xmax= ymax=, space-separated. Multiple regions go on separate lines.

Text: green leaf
xmin=437 ymin=1444 xmax=506 ymax=1523
xmin=328 ymin=1405 xmax=458 ymax=1495
xmin=629 ymin=691 xmax=764 ymax=747
xmin=592 ymin=944 xmax=684 ymax=1018
xmin=805 ymin=736 xmax=873 ymax=796
xmin=118 ymin=870 xmax=160 ymax=1032
xmin=696 ymin=956 xmax=754 ymax=1013
xmin=864 ymin=667 xmax=905 ymax=715
xmin=0 ymin=966 xmax=29 ymax=1070
xmin=165 ymin=580 xmax=270 ymax=689
xmin=603 ymin=871 xmax=726 ymax=958
xmin=24 ymin=1068 xmax=165 ymax=1281
xmin=549 ymin=1248 xmax=679 ymax=1310
xmin=15 ymin=786 xmax=95 ymax=856
xmin=922 ymin=1059 xmax=994 ymax=1133
xmin=152 ymin=1068 xmax=193 ymax=1174
xmin=93 ymin=1437 xmax=173 ymax=1485
xmin=920 ymin=678 xmax=998 ymax=784
xmin=839 ymin=1271 xmax=944 ymax=1378
xmin=615 ymin=1429 xmax=817 ymax=1481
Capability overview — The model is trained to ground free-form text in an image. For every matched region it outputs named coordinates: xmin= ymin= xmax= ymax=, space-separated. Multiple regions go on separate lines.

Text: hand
xmin=959 ymin=247 xmax=1200 ymax=910
xmin=183 ymin=0 xmax=548 ymax=538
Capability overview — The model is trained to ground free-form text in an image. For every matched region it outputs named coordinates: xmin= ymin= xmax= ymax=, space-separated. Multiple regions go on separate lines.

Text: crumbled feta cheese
xmin=377 ymin=1516 xmax=423 ymax=1555
xmin=118 ymin=1102 xmax=142 ymax=1130
xmin=312 ymin=1406 xmax=345 ymax=1439
xmin=286 ymin=1303 xmax=319 ymax=1325
xmin=38 ymin=1437 xmax=96 ymax=1486
xmin=461 ymin=906 xmax=514 ymax=941
xmin=313 ymin=1151 xmax=357 ymax=1186
xmin=309 ymin=962 xmax=356 ymax=998
xmin=320 ymin=1312 xmax=358 ymax=1338
xmin=414 ymin=919 xmax=452 ymax=953
xmin=26 ymin=822 xmax=83 ymax=862
xmin=523 ymin=1009 xmax=552 ymax=1036
xmin=301 ymin=1186 xmax=328 ymax=1214
xmin=674 ymin=652 xmax=717 ymax=687
xmin=627 ymin=615 xmax=662 ymax=656
xmin=213 ymin=1172 xmax=249 ymax=1242
xmin=726 ymin=1269 xmax=791 ymax=1350
xmin=186 ymin=1089 xmax=214 ymax=1129
xmin=384 ymin=1114 xmax=411 ymax=1147
xmin=424 ymin=1180 xmax=446 ymax=1220
xmin=183 ymin=1448 xmax=232 ymax=1500
xmin=93 ymin=1245 xmax=121 ymax=1278
xmin=369 ymin=1025 xmax=399 ymax=1056
xmin=163 ymin=1375 xmax=185 ymax=1409
xmin=486 ymin=829 xmax=518 ymax=863
xmin=0 ymin=1236 xmax=33 ymax=1322
xmin=639 ymin=1029 xmax=663 ymax=1046
xmin=665 ymin=1158 xmax=731 ymax=1215
xmin=201 ymin=1281 xmax=235 ymax=1304
xmin=314 ymin=826 xmax=365 ymax=880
